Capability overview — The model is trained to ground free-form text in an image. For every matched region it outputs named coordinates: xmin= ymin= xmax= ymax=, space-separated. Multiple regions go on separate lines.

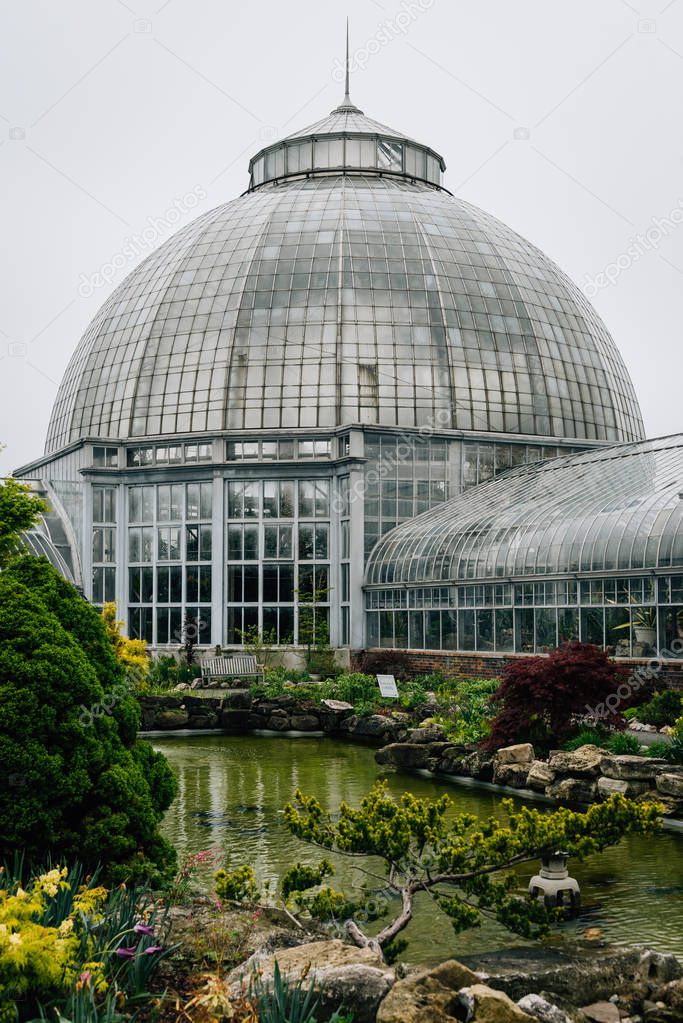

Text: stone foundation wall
xmin=138 ymin=692 xmax=410 ymax=744
xmin=351 ymin=648 xmax=683 ymax=689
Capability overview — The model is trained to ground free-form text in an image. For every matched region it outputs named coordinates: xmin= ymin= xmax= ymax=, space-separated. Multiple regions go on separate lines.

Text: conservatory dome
xmin=45 ymin=91 xmax=644 ymax=453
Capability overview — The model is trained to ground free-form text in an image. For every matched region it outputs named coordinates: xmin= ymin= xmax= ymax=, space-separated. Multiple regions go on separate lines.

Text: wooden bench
xmin=200 ymin=655 xmax=264 ymax=687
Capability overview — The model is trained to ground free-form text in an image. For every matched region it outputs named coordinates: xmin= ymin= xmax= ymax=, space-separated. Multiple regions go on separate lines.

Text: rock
xmin=461 ymin=750 xmax=495 ymax=781
xmin=526 ymin=761 xmax=556 ymax=793
xmin=495 ymin=743 xmax=535 ymax=766
xmin=580 ymin=1002 xmax=620 ymax=1023
xmin=636 ymin=950 xmax=682 ymax=988
xmin=266 ymin=712 xmax=291 ymax=731
xmin=154 ymin=708 xmax=190 ymax=729
xmin=190 ymin=678 xmax=203 ymax=689
xmin=597 ymin=777 xmax=651 ymax=800
xmin=642 ymin=1006 xmax=681 ymax=1022
xmin=375 ymin=743 xmax=432 ymax=769
xmin=222 ymin=688 xmax=252 ymax=709
xmin=188 ymin=713 xmax=218 ymax=729
xmin=494 ymin=763 xmax=531 ymax=789
xmin=516 ymin=994 xmax=572 ymax=1023
xmin=351 ymin=715 xmax=399 ymax=739
xmin=653 ymin=978 xmax=683 ymax=1012
xmin=376 ymin=959 xmax=481 ymax=1022
xmin=635 ymin=790 xmax=683 ymax=817
xmin=548 ymin=745 xmax=606 ymax=778
xmin=546 ymin=777 xmax=597 ymax=803
xmin=289 ymin=713 xmax=321 ymax=732
xmin=230 ymin=939 xmax=393 ymax=1023
xmin=656 ymin=773 xmax=683 ymax=798
xmin=460 ymin=944 xmax=681 ymax=1006
xmin=408 ymin=725 xmax=448 ymax=743
xmin=219 ymin=708 xmax=250 ymax=731
xmin=174 ymin=682 xmax=190 ymax=691
xmin=438 ymin=747 xmax=468 ymax=774
xmin=601 ymin=755 xmax=668 ymax=782
xmin=321 ymin=699 xmax=354 ymax=712
xmin=457 ymin=984 xmax=536 ymax=1022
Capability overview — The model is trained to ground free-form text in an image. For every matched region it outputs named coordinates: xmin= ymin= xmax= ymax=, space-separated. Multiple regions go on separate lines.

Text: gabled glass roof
xmin=364 ymin=436 xmax=683 ymax=586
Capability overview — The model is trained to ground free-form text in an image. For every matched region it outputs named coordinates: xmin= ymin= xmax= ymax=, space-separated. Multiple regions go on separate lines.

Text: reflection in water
xmin=152 ymin=734 xmax=683 ymax=964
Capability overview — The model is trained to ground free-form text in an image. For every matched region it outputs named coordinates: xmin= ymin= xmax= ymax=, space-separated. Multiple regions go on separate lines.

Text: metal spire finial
xmin=344 ymin=17 xmax=351 ymax=104
xmin=331 ymin=18 xmax=363 ymax=114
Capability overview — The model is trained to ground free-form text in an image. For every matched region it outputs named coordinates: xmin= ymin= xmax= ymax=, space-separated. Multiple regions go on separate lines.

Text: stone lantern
xmin=529 ymin=851 xmax=580 ymax=910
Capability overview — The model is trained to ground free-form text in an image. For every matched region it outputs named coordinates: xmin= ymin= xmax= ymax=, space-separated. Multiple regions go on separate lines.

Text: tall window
xmin=225 ymin=478 xmax=330 ymax=645
xmin=92 ymin=485 xmax=117 ymax=604
xmin=127 ymin=482 xmax=212 ymax=644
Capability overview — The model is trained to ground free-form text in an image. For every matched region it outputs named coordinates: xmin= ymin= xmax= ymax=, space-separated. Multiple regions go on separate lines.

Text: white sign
xmin=376 ymin=674 xmax=398 ymax=698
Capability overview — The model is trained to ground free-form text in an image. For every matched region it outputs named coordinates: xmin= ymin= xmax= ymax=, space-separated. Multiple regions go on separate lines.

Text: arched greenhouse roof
xmin=364 ymin=435 xmax=683 ymax=586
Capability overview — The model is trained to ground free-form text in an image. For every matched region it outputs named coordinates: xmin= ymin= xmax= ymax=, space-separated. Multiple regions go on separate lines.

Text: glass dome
xmin=45 ymin=96 xmax=644 ymax=454
xmin=364 ymin=435 xmax=683 ymax=586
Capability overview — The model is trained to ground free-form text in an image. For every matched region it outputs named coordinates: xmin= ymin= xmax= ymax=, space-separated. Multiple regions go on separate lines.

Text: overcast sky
xmin=1 ymin=0 xmax=682 ymax=474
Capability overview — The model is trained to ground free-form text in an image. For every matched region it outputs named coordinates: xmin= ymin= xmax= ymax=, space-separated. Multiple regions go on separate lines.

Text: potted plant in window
xmin=613 ymin=606 xmax=657 ymax=648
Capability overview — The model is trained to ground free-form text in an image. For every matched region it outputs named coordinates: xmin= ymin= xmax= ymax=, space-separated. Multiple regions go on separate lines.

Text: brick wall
xmin=351 ymin=648 xmax=683 ymax=689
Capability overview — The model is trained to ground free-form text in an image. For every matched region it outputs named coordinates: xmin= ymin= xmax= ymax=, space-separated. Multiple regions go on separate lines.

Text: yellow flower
xmin=57 ymin=919 xmax=73 ymax=937
xmin=8 ymin=933 xmax=21 ymax=947
xmin=14 ymin=888 xmax=26 ymax=900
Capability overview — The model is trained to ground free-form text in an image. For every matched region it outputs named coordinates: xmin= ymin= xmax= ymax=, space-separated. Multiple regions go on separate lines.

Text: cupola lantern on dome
xmin=247 ymin=23 xmax=447 ymax=191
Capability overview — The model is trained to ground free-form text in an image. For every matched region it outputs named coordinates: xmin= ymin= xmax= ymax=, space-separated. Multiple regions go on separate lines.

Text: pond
xmin=152 ymin=734 xmax=683 ymax=964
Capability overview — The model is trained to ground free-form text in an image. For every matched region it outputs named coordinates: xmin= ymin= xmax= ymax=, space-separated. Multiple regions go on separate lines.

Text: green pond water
xmin=151 ymin=734 xmax=683 ymax=964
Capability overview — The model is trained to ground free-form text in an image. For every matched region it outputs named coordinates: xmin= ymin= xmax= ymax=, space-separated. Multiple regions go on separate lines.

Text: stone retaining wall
xmin=138 ymin=692 xmax=413 ymax=745
xmin=376 ymin=736 xmax=683 ymax=819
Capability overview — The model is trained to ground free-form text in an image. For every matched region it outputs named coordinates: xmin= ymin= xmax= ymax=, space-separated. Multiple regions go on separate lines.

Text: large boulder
xmin=495 ymin=743 xmax=535 ymax=766
xmin=187 ymin=712 xmax=219 ymax=729
xmin=526 ymin=761 xmax=556 ymax=793
xmin=265 ymin=710 xmax=291 ymax=731
xmin=376 ymin=959 xmax=481 ymax=1023
xmin=344 ymin=714 xmax=404 ymax=741
xmin=579 ymin=1002 xmax=620 ymax=1023
xmin=289 ymin=713 xmax=322 ymax=732
xmin=457 ymin=984 xmax=536 ymax=1022
xmin=219 ymin=708 xmax=251 ymax=731
xmin=321 ymin=698 xmax=354 ymax=712
xmin=597 ymin=776 xmax=652 ymax=800
xmin=546 ymin=777 xmax=597 ymax=803
xmin=460 ymin=944 xmax=682 ymax=1005
xmin=653 ymin=978 xmax=683 ymax=1014
xmin=229 ymin=939 xmax=394 ymax=1023
xmin=635 ymin=789 xmax=683 ymax=817
xmin=375 ymin=743 xmax=432 ymax=769
xmin=548 ymin=745 xmax=606 ymax=778
xmin=221 ymin=688 xmax=252 ymax=709
xmin=656 ymin=772 xmax=683 ymax=798
xmin=493 ymin=763 xmax=531 ymax=789
xmin=601 ymin=755 xmax=668 ymax=781
xmin=153 ymin=707 xmax=190 ymax=729
xmin=408 ymin=724 xmax=448 ymax=744
xmin=437 ymin=747 xmax=468 ymax=774
xmin=460 ymin=750 xmax=495 ymax=781
xmin=516 ymin=994 xmax=572 ymax=1023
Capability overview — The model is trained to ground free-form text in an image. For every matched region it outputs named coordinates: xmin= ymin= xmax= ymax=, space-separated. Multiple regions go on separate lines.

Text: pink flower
xmin=133 ymin=923 xmax=154 ymax=936
xmin=79 ymin=971 xmax=92 ymax=985
xmin=143 ymin=945 xmax=163 ymax=955
xmin=115 ymin=946 xmax=136 ymax=959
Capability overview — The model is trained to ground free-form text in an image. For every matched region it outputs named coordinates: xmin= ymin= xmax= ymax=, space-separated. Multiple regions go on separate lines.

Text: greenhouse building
xmin=14 ymin=76 xmax=683 ymax=671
